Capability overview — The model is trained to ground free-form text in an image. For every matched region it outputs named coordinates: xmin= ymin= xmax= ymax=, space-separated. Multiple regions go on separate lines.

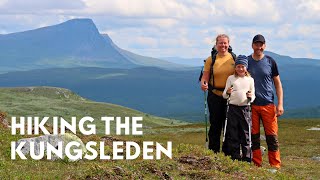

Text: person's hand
xmin=246 ymin=91 xmax=252 ymax=99
xmin=201 ymin=81 xmax=208 ymax=91
xmin=276 ymin=104 xmax=284 ymax=117
xmin=226 ymin=86 xmax=233 ymax=95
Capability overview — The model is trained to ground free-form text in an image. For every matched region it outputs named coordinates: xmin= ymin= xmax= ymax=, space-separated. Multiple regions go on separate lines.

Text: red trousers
xmin=251 ymin=104 xmax=281 ymax=168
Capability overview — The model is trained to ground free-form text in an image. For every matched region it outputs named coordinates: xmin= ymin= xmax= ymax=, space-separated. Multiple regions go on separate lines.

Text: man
xmin=247 ymin=34 xmax=284 ymax=169
xmin=201 ymin=34 xmax=235 ymax=153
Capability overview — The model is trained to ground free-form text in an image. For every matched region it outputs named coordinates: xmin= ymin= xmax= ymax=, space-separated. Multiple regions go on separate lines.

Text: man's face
xmin=252 ymin=42 xmax=266 ymax=56
xmin=216 ymin=37 xmax=229 ymax=53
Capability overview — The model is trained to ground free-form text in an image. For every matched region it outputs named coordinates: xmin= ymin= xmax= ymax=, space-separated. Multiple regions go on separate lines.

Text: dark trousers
xmin=207 ymin=91 xmax=227 ymax=153
xmin=222 ymin=104 xmax=251 ymax=162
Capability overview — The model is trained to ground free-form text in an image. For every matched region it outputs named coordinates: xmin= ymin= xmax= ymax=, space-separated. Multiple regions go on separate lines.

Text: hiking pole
xmin=222 ymin=85 xmax=233 ymax=142
xmin=204 ymin=81 xmax=209 ymax=149
xmin=222 ymin=85 xmax=232 ymax=143
xmin=247 ymin=91 xmax=252 ymax=160
xmin=222 ymin=98 xmax=230 ymax=142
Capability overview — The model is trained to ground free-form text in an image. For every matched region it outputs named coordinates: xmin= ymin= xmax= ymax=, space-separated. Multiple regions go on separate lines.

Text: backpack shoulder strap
xmin=228 ymin=46 xmax=236 ymax=61
xmin=198 ymin=60 xmax=206 ymax=82
xmin=208 ymin=45 xmax=236 ymax=91
xmin=209 ymin=46 xmax=218 ymax=83
xmin=230 ymin=52 xmax=236 ymax=61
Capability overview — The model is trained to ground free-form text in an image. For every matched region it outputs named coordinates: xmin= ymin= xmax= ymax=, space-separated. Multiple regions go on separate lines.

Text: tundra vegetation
xmin=0 ymin=87 xmax=319 ymax=179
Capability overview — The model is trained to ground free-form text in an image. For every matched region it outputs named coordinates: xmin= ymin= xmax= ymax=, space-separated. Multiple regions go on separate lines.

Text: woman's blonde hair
xmin=215 ymin=34 xmax=230 ymax=44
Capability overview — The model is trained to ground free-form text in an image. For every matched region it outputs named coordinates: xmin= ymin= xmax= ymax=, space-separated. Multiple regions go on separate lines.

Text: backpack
xmin=198 ymin=45 xmax=236 ymax=91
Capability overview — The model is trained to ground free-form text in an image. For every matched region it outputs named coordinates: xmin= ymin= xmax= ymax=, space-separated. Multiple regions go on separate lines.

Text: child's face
xmin=235 ymin=64 xmax=246 ymax=77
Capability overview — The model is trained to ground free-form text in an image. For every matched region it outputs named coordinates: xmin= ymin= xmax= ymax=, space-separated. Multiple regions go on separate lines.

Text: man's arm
xmin=273 ymin=75 xmax=284 ymax=116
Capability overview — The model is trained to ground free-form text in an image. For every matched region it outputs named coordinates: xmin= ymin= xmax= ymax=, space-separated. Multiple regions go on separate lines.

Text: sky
xmin=0 ymin=0 xmax=320 ymax=59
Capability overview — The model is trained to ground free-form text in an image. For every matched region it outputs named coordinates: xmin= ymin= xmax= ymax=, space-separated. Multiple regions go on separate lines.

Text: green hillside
xmin=2 ymin=118 xmax=319 ymax=179
xmin=0 ymin=87 xmax=319 ymax=179
xmin=0 ymin=124 xmax=292 ymax=179
xmin=0 ymin=87 xmax=187 ymax=134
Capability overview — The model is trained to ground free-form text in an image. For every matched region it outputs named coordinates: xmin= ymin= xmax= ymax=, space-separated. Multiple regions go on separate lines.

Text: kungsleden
xmin=11 ymin=140 xmax=172 ymax=160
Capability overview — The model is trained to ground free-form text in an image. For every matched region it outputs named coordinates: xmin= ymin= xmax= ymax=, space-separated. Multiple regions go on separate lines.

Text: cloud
xmin=0 ymin=0 xmax=319 ymax=59
xmin=81 ymin=0 xmax=215 ymax=25
xmin=0 ymin=0 xmax=85 ymax=13
xmin=0 ymin=0 xmax=8 ymax=6
xmin=82 ymin=0 xmax=184 ymax=17
xmin=0 ymin=0 xmax=86 ymax=33
xmin=296 ymin=0 xmax=320 ymax=21
xmin=211 ymin=0 xmax=281 ymax=25
xmin=144 ymin=18 xmax=178 ymax=29
xmin=131 ymin=36 xmax=158 ymax=49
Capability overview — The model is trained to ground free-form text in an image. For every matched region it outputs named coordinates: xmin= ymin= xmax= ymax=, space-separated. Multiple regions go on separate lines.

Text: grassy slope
xmin=122 ymin=120 xmax=320 ymax=179
xmin=0 ymin=124 xmax=292 ymax=179
xmin=0 ymin=87 xmax=319 ymax=179
xmin=0 ymin=87 xmax=186 ymax=134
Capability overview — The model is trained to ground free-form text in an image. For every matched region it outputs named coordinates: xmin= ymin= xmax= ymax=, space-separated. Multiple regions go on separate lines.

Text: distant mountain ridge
xmin=161 ymin=51 xmax=320 ymax=67
xmin=2 ymin=18 xmax=317 ymax=72
xmin=0 ymin=18 xmax=319 ymax=120
xmin=0 ymin=18 xmax=182 ymax=73
xmin=0 ymin=65 xmax=319 ymax=121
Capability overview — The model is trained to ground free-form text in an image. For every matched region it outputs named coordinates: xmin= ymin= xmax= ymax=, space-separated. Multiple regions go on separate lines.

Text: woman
xmin=200 ymin=34 xmax=236 ymax=153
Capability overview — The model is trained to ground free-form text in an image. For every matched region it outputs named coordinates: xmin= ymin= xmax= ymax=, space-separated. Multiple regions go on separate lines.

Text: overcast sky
xmin=0 ymin=0 xmax=319 ymax=59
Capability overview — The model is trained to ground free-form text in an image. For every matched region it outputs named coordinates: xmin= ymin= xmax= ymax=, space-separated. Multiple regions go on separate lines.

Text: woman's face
xmin=216 ymin=37 xmax=229 ymax=54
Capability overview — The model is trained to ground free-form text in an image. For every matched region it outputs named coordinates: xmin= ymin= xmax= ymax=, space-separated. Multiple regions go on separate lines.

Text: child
xmin=222 ymin=55 xmax=255 ymax=162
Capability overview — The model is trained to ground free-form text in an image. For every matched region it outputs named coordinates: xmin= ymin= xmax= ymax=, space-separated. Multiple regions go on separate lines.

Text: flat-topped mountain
xmin=0 ymin=18 xmax=182 ymax=72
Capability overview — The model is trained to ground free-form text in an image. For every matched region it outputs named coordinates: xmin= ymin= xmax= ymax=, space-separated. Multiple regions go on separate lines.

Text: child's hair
xmin=234 ymin=69 xmax=251 ymax=77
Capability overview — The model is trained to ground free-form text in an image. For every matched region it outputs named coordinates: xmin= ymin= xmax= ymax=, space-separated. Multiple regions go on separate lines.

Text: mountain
xmin=0 ymin=18 xmax=135 ymax=71
xmin=0 ymin=18 xmax=319 ymax=120
xmin=265 ymin=51 xmax=320 ymax=66
xmin=0 ymin=64 xmax=319 ymax=121
xmin=0 ymin=18 xmax=183 ymax=73
xmin=0 ymin=67 xmax=201 ymax=121
xmin=162 ymin=51 xmax=320 ymax=68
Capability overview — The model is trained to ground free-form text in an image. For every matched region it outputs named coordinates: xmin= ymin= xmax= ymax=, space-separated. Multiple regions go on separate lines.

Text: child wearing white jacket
xmin=222 ymin=55 xmax=255 ymax=162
